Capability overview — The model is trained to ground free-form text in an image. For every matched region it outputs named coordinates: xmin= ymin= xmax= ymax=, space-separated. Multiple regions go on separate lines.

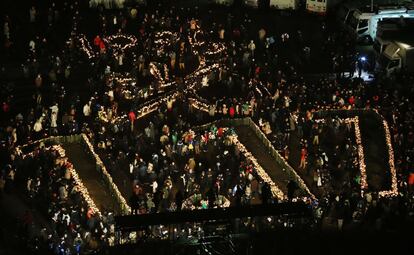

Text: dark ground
xmin=0 ymin=192 xmax=54 ymax=255
xmin=359 ymin=111 xmax=390 ymax=191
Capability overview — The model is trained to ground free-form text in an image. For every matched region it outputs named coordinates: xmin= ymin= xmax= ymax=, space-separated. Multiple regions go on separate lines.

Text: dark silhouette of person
xmin=235 ymin=184 xmax=244 ymax=207
xmin=129 ymin=194 xmax=139 ymax=215
xmin=206 ymin=187 xmax=216 ymax=209
xmin=175 ymin=191 xmax=183 ymax=211
xmin=357 ymin=58 xmax=363 ymax=78
xmin=261 ymin=182 xmax=271 ymax=205
xmin=287 ymin=180 xmax=298 ymax=201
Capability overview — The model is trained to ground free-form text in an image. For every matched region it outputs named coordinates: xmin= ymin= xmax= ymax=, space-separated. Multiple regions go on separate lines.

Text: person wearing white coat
xmin=248 ymin=40 xmax=256 ymax=57
xmin=33 ymin=116 xmax=43 ymax=139
xmin=151 ymin=180 xmax=158 ymax=194
xmin=202 ymin=75 xmax=209 ymax=87
xmin=50 ymin=104 xmax=59 ymax=129
xmin=83 ymin=101 xmax=91 ymax=118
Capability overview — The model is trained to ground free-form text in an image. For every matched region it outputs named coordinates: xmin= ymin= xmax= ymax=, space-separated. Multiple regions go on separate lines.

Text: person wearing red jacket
xmin=229 ymin=106 xmax=235 ymax=118
xmin=99 ymin=41 xmax=106 ymax=52
xmin=128 ymin=110 xmax=136 ymax=131
xmin=299 ymin=146 xmax=307 ymax=169
xmin=2 ymin=102 xmax=9 ymax=113
xmin=217 ymin=127 xmax=224 ymax=137
xmin=94 ymin=35 xmax=101 ymax=47
xmin=409 ymin=172 xmax=414 ymax=193
xmin=348 ymin=95 xmax=355 ymax=106
xmin=408 ymin=172 xmax=414 ymax=184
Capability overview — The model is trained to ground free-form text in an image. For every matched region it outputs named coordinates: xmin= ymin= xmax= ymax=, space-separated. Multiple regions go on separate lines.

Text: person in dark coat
xmin=234 ymin=184 xmax=244 ymax=207
xmin=175 ymin=191 xmax=183 ymax=211
xmin=206 ymin=187 xmax=216 ymax=209
xmin=287 ymin=180 xmax=298 ymax=201
xmin=261 ymin=182 xmax=271 ymax=205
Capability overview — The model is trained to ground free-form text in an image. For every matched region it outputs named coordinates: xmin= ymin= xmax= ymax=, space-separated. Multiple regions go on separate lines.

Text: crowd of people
xmin=1 ymin=0 xmax=414 ymax=254
xmin=190 ymin=31 xmax=414 ymax=232
xmin=188 ymin=23 xmax=414 ymax=232
xmin=87 ymin=117 xmax=273 ymax=214
xmin=8 ymin=145 xmax=116 ymax=254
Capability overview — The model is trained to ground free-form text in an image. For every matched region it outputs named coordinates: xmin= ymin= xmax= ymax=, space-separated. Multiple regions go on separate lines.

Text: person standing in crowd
xmin=287 ymin=180 xmax=298 ymax=201
xmin=169 ymin=51 xmax=176 ymax=70
xmin=178 ymin=53 xmax=185 ymax=73
xmin=299 ymin=145 xmax=307 ymax=169
xmin=34 ymin=74 xmax=42 ymax=88
xmin=248 ymin=40 xmax=256 ymax=58
xmin=83 ymin=101 xmax=91 ymax=123
xmin=29 ymin=6 xmax=36 ymax=23
xmin=50 ymin=103 xmax=59 ymax=135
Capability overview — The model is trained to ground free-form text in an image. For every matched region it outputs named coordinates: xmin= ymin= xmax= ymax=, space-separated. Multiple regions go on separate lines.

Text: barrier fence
xmin=80 ymin=134 xmax=132 ymax=215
